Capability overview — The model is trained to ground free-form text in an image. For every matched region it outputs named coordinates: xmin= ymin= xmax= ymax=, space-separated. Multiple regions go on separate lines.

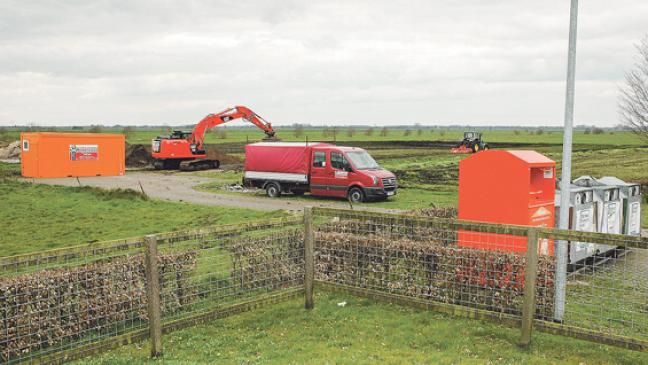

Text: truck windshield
xmin=346 ymin=151 xmax=380 ymax=170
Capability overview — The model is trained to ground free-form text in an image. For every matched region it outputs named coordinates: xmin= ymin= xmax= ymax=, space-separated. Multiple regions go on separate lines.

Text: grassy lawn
xmin=0 ymin=168 xmax=286 ymax=257
xmin=78 ymin=291 xmax=648 ymax=365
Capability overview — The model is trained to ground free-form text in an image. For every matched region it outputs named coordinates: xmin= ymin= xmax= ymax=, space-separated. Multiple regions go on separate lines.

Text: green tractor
xmin=451 ymin=131 xmax=489 ymax=154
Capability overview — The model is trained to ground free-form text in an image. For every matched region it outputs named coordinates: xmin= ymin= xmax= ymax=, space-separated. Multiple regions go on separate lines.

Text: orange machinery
xmin=151 ymin=105 xmax=276 ymax=170
xmin=20 ymin=132 xmax=125 ymax=178
xmin=458 ymin=150 xmax=555 ymax=255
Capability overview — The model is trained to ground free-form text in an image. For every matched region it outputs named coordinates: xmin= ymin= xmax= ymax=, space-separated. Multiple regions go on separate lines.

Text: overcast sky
xmin=0 ymin=0 xmax=646 ymax=127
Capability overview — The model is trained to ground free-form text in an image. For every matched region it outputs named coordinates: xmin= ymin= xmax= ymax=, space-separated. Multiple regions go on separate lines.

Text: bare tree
xmin=619 ymin=35 xmax=648 ymax=142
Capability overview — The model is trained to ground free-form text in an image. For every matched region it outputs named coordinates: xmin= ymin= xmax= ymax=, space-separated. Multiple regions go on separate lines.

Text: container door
xmin=627 ymin=198 xmax=641 ymax=236
xmin=569 ymin=194 xmax=596 ymax=264
xmin=309 ymin=150 xmax=328 ymax=196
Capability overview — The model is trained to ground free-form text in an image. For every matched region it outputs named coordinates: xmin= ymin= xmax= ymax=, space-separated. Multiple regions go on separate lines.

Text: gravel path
xmin=28 ymin=172 xmax=403 ymax=213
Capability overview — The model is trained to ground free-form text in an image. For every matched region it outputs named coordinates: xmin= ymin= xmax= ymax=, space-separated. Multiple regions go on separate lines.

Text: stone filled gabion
xmin=0 ymin=252 xmax=196 ymax=362
xmin=229 ymin=230 xmax=305 ymax=291
xmin=314 ymin=221 xmax=555 ymax=318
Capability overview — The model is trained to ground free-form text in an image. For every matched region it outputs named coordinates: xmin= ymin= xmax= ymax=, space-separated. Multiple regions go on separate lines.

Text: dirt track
xmin=29 ymin=172 xmax=402 ymax=213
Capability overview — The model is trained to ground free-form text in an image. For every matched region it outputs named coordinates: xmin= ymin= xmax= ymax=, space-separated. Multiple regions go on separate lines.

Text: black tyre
xmin=266 ymin=182 xmax=282 ymax=198
xmin=472 ymin=143 xmax=480 ymax=153
xmin=347 ymin=187 xmax=365 ymax=203
xmin=153 ymin=160 xmax=164 ymax=170
xmin=482 ymin=143 xmax=489 ymax=151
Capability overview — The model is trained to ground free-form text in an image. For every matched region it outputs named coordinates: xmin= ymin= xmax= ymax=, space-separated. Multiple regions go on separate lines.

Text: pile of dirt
xmin=125 ymin=144 xmax=155 ymax=167
xmin=0 ymin=141 xmax=21 ymax=160
xmin=205 ymin=148 xmax=243 ymax=164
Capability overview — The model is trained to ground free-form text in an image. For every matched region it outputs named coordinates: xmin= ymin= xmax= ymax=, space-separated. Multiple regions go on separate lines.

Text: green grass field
xmin=2 ymin=126 xmax=644 ymax=146
xmin=0 ymin=173 xmax=285 ymax=256
xmin=78 ymin=292 xmax=648 ymax=365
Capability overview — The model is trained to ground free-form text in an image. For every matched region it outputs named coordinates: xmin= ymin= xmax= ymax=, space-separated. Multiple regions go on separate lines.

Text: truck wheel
xmin=348 ymin=187 xmax=365 ymax=203
xmin=472 ymin=143 xmax=480 ymax=153
xmin=266 ymin=182 xmax=282 ymax=198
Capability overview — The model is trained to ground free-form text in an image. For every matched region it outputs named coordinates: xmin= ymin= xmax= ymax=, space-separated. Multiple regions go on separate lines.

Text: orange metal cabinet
xmin=458 ymin=150 xmax=555 ymax=255
xmin=20 ymin=132 xmax=125 ymax=178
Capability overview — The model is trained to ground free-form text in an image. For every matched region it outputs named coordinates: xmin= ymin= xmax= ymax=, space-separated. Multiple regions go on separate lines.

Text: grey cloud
xmin=0 ymin=0 xmax=646 ymax=126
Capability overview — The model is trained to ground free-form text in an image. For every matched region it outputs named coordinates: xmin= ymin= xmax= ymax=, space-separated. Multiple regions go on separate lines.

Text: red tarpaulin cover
xmin=244 ymin=142 xmax=330 ymax=174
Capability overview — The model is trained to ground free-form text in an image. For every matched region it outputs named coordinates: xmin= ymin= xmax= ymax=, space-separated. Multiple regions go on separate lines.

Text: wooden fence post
xmin=519 ymin=228 xmax=539 ymax=348
xmin=304 ymin=207 xmax=314 ymax=310
xmin=144 ymin=235 xmax=163 ymax=357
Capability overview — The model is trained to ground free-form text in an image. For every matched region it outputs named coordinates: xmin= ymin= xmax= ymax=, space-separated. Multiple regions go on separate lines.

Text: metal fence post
xmin=144 ymin=235 xmax=163 ymax=358
xmin=519 ymin=228 xmax=539 ymax=348
xmin=304 ymin=207 xmax=315 ymax=310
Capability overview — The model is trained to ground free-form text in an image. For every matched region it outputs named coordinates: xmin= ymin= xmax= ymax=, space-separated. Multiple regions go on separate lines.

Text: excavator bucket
xmin=262 ymin=136 xmax=282 ymax=142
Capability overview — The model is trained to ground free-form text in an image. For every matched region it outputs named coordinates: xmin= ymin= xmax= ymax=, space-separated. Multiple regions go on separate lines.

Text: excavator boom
xmin=189 ymin=106 xmax=276 ymax=151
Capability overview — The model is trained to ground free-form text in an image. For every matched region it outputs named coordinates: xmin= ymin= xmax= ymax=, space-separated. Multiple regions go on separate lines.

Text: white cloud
xmin=0 ymin=0 xmax=646 ymax=126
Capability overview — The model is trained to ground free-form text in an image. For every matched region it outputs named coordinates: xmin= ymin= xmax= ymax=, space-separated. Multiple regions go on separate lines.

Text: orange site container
xmin=20 ymin=132 xmax=125 ymax=178
xmin=458 ymin=150 xmax=556 ymax=255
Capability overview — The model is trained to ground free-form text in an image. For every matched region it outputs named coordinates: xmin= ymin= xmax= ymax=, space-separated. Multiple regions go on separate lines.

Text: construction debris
xmin=0 ymin=141 xmax=21 ymax=160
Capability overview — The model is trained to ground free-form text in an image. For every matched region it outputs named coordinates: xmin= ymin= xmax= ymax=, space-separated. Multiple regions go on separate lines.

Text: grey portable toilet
xmin=598 ymin=176 xmax=642 ymax=236
xmin=555 ymin=182 xmax=597 ymax=264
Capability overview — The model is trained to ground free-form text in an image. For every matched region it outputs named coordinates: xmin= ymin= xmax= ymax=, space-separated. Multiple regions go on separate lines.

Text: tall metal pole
xmin=554 ymin=0 xmax=579 ymax=322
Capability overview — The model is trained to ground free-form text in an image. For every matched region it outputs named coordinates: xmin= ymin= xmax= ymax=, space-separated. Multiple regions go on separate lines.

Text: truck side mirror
xmin=345 ymin=166 xmax=353 ymax=172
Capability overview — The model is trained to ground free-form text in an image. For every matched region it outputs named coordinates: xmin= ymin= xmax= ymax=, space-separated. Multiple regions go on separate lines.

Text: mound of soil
xmin=204 ymin=149 xmax=243 ymax=164
xmin=125 ymin=144 xmax=155 ymax=167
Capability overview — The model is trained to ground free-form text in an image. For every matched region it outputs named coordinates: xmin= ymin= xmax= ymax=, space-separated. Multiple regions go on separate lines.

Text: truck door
xmin=310 ymin=150 xmax=329 ymax=196
xmin=327 ymin=151 xmax=351 ymax=198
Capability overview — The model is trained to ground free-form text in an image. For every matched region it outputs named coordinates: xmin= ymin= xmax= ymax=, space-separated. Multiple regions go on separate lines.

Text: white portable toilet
xmin=598 ymin=177 xmax=642 ymax=236
xmin=555 ymin=183 xmax=597 ymax=264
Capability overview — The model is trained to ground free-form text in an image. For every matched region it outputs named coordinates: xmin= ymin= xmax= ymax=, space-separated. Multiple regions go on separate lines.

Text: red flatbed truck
xmin=243 ymin=142 xmax=397 ymax=203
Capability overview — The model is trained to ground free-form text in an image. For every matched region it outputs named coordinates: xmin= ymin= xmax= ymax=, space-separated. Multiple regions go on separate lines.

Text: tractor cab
xmin=451 ymin=131 xmax=489 ymax=154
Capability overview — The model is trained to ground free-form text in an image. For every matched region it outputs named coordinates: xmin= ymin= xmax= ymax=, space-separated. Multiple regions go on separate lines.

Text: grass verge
xmin=0 ymin=176 xmax=286 ymax=256
xmin=78 ymin=291 xmax=648 ymax=364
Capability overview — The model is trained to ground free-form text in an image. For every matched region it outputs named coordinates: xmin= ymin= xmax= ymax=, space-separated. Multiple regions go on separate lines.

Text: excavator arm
xmin=188 ymin=105 xmax=275 ymax=151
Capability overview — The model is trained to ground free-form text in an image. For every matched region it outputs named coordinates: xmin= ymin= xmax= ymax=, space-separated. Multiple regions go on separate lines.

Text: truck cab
xmin=309 ymin=145 xmax=396 ymax=202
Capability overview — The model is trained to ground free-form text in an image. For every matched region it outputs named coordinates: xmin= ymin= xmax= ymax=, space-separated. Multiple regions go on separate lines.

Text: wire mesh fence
xmin=312 ymin=208 xmax=554 ymax=319
xmin=1 ymin=207 xmax=647 ymax=363
xmin=0 ymin=217 xmax=303 ymax=364
xmin=540 ymin=230 xmax=648 ymax=348
xmin=311 ymin=207 xmax=648 ymax=350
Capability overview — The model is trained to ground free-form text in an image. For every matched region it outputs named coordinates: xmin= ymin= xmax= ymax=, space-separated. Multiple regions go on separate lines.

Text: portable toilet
xmin=458 ymin=150 xmax=556 ymax=255
xmin=598 ymin=177 xmax=642 ymax=236
xmin=555 ymin=182 xmax=597 ymax=264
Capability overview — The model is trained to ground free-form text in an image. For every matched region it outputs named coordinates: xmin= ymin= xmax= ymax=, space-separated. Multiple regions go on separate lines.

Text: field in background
xmin=78 ymin=292 xmax=648 ymax=364
xmin=1 ymin=126 xmax=643 ymax=146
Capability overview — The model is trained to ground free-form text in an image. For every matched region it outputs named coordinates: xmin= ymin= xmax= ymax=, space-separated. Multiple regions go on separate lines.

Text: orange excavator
xmin=151 ymin=105 xmax=277 ymax=170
